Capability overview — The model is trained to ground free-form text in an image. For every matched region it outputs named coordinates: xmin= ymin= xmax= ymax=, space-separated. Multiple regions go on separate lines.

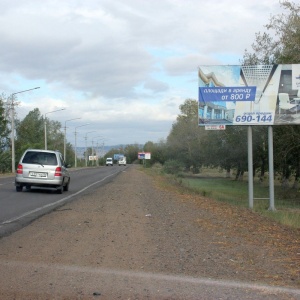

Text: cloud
xmin=0 ymin=0 xmax=284 ymax=145
xmin=164 ymin=54 xmax=217 ymax=76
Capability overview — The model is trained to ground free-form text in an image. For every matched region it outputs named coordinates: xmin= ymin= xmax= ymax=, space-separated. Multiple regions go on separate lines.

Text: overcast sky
xmin=0 ymin=0 xmax=283 ymax=147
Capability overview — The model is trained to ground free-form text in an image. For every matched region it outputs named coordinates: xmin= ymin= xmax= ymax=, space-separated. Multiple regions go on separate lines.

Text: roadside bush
xmin=163 ymin=159 xmax=184 ymax=175
xmin=151 ymin=162 xmax=163 ymax=174
xmin=0 ymin=151 xmax=11 ymax=173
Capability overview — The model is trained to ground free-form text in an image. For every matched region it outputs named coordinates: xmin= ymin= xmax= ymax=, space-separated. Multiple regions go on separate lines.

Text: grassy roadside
xmin=0 ymin=173 xmax=14 ymax=177
xmin=142 ymin=165 xmax=300 ymax=229
xmin=180 ymin=177 xmax=300 ymax=229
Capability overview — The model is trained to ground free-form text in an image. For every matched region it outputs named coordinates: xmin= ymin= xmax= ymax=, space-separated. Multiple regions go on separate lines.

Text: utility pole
xmin=10 ymin=95 xmax=16 ymax=174
xmin=9 ymin=87 xmax=40 ymax=173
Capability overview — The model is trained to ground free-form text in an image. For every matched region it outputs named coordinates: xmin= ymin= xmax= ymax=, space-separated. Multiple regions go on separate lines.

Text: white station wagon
xmin=15 ymin=149 xmax=70 ymax=194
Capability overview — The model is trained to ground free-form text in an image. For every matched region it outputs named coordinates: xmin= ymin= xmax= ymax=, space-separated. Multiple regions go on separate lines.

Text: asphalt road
xmin=0 ymin=165 xmax=127 ymax=238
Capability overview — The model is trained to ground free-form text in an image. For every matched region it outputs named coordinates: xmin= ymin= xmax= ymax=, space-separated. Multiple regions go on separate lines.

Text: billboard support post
xmin=268 ymin=126 xmax=275 ymax=211
xmin=248 ymin=126 xmax=254 ymax=209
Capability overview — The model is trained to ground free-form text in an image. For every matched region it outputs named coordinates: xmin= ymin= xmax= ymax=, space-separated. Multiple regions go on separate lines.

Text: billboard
xmin=198 ymin=64 xmax=300 ymax=126
xmin=89 ymin=155 xmax=98 ymax=161
xmin=138 ymin=152 xmax=151 ymax=159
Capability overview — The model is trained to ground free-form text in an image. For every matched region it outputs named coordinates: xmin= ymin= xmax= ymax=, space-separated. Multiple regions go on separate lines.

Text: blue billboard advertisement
xmin=198 ymin=64 xmax=300 ymax=126
xmin=114 ymin=154 xmax=124 ymax=160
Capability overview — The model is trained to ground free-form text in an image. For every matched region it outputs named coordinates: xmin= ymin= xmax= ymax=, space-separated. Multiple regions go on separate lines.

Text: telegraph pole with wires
xmin=5 ymin=93 xmax=20 ymax=175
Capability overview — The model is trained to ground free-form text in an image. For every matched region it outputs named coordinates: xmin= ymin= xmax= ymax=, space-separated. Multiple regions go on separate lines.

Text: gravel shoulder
xmin=0 ymin=165 xmax=299 ymax=299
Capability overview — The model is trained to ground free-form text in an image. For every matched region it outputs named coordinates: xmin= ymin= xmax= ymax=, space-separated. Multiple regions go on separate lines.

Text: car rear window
xmin=22 ymin=151 xmax=58 ymax=166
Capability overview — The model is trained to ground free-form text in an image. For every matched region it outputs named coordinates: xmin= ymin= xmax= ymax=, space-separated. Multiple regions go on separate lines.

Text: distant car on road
xmin=15 ymin=149 xmax=70 ymax=194
xmin=106 ymin=157 xmax=113 ymax=166
xmin=118 ymin=156 xmax=126 ymax=166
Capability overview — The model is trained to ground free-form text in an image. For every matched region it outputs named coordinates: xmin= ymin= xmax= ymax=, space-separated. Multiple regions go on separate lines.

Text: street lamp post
xmin=74 ymin=124 xmax=90 ymax=168
xmin=44 ymin=108 xmax=66 ymax=150
xmin=64 ymin=118 xmax=81 ymax=162
xmin=85 ymin=131 xmax=96 ymax=167
xmin=91 ymin=136 xmax=103 ymax=166
xmin=10 ymin=87 xmax=40 ymax=173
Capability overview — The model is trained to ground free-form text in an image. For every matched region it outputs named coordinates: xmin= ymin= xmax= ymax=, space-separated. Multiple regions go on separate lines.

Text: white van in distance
xmin=106 ymin=157 xmax=113 ymax=166
xmin=118 ymin=156 xmax=126 ymax=166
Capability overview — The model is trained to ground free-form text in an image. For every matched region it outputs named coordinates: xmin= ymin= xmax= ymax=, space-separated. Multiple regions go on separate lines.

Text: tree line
xmin=144 ymin=98 xmax=300 ymax=188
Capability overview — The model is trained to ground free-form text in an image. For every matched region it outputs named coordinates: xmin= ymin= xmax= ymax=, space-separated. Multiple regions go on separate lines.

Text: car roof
xmin=24 ymin=149 xmax=60 ymax=154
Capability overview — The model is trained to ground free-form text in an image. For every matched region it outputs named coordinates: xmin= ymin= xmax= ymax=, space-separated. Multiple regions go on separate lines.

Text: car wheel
xmin=63 ymin=179 xmax=70 ymax=191
xmin=57 ymin=185 xmax=63 ymax=194
xmin=16 ymin=185 xmax=23 ymax=192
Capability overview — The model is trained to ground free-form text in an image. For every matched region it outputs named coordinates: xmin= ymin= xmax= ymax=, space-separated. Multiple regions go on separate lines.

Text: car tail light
xmin=55 ymin=167 xmax=62 ymax=177
xmin=17 ymin=164 xmax=23 ymax=174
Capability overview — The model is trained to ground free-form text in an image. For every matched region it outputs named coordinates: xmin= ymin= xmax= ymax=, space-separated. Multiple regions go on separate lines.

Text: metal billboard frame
xmin=197 ymin=64 xmax=300 ymax=211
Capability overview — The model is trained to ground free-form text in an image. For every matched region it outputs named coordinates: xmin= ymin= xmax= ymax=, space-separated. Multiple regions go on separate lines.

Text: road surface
xmin=0 ymin=166 xmax=126 ymax=237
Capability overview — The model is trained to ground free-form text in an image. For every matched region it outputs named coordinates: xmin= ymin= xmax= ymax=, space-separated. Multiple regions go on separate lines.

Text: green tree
xmin=46 ymin=120 xmax=64 ymax=152
xmin=0 ymin=94 xmax=11 ymax=172
xmin=273 ymin=125 xmax=300 ymax=188
xmin=0 ymin=94 xmax=10 ymax=150
xmin=65 ymin=142 xmax=75 ymax=166
xmin=203 ymin=126 xmax=248 ymax=180
xmin=242 ymin=1 xmax=300 ymax=64
xmin=166 ymin=99 xmax=206 ymax=173
xmin=15 ymin=108 xmax=44 ymax=162
xmin=143 ymin=139 xmax=167 ymax=166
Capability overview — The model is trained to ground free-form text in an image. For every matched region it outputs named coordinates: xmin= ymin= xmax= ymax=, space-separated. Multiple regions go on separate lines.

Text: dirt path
xmin=0 ymin=165 xmax=299 ymax=299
